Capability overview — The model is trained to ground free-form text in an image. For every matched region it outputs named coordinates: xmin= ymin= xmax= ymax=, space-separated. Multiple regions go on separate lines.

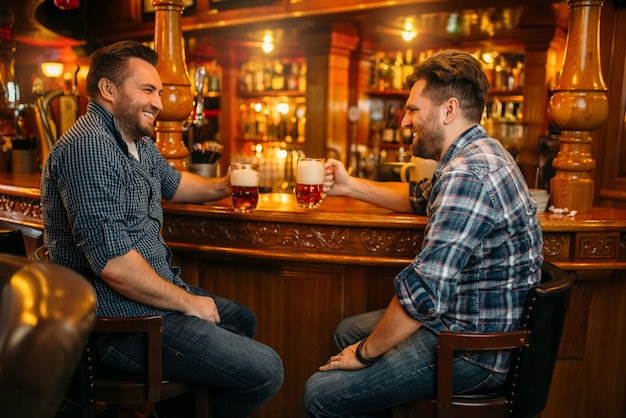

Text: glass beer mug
xmin=295 ymin=157 xmax=325 ymax=208
xmin=230 ymin=162 xmax=259 ymax=213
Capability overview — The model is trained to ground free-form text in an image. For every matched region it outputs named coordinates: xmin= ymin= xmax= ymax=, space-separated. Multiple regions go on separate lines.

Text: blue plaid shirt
xmin=399 ymin=124 xmax=543 ymax=373
xmin=41 ymin=101 xmax=185 ymax=318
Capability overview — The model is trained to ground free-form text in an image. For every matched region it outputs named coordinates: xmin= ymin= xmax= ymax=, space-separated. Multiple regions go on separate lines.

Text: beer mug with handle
xmin=400 ymin=156 xmax=438 ymax=183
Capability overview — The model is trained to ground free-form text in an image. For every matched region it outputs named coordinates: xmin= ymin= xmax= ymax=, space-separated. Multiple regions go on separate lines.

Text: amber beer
xmin=296 ymin=158 xmax=325 ymax=208
xmin=230 ymin=163 xmax=259 ymax=213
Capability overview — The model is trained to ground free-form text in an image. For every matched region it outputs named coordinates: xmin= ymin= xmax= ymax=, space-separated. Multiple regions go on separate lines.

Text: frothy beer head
xmin=231 ymin=168 xmax=259 ymax=187
xmin=297 ymin=159 xmax=324 ymax=185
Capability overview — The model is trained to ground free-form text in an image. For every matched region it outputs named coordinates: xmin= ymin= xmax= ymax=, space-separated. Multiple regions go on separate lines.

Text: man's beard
xmin=113 ymin=92 xmax=155 ymax=140
xmin=411 ymin=118 xmax=445 ymax=161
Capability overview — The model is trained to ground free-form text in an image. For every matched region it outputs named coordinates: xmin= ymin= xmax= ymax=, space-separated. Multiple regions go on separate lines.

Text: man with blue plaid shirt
xmin=304 ymin=50 xmax=543 ymax=417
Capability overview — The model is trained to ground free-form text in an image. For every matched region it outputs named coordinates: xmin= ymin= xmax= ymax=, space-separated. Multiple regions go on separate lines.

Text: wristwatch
xmin=355 ymin=336 xmax=382 ymax=366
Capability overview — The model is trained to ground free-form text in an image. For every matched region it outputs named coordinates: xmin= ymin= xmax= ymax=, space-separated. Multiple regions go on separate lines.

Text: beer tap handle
xmin=194 ymin=68 xmax=206 ymax=116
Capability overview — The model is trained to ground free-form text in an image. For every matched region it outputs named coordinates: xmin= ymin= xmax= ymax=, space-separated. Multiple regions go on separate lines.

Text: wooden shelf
xmin=238 ymin=90 xmax=305 ymax=99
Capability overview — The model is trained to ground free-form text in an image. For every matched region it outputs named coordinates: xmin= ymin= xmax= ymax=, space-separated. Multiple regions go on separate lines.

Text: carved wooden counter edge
xmin=161 ymin=195 xmax=427 ymax=268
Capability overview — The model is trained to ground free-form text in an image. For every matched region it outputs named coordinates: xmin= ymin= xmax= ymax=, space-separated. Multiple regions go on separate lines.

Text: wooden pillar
xmin=548 ymin=0 xmax=608 ymax=214
xmin=153 ymin=0 xmax=193 ymax=170
xmin=299 ymin=23 xmax=359 ymax=162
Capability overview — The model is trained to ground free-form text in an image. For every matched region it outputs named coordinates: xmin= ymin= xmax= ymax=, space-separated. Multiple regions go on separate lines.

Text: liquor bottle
xmin=286 ymin=62 xmax=299 ymax=91
xmin=391 ymin=51 xmax=404 ymax=91
xmin=207 ymin=60 xmax=220 ymax=92
xmin=378 ymin=54 xmax=392 ymax=91
xmin=298 ymin=62 xmax=307 ymax=93
xmin=241 ymin=61 xmax=253 ymax=93
xmin=271 ymin=60 xmax=285 ymax=91
xmin=263 ymin=59 xmax=273 ymax=91
xmin=253 ymin=59 xmax=265 ymax=93
xmin=382 ymin=104 xmax=397 ymax=143
xmin=495 ymin=55 xmax=509 ymax=90
xmin=402 ymin=48 xmax=415 ymax=86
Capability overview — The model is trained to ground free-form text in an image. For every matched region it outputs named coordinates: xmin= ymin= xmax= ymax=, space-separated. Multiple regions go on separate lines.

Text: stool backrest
xmin=506 ymin=261 xmax=572 ymax=418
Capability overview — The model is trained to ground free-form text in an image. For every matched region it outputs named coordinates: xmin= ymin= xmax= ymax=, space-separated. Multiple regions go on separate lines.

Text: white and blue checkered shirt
xmin=41 ymin=101 xmax=185 ymax=318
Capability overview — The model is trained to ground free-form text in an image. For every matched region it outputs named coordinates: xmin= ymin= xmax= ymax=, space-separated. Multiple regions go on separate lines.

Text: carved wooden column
xmin=153 ymin=0 xmax=193 ymax=170
xmin=548 ymin=0 xmax=608 ymax=214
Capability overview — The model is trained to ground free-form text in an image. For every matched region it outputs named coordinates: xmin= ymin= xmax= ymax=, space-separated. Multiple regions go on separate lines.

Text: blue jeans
xmin=302 ymin=309 xmax=507 ymax=417
xmin=95 ymin=286 xmax=284 ymax=418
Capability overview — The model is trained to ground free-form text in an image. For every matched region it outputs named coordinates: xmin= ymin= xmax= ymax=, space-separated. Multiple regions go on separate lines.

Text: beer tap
xmin=193 ymin=66 xmax=206 ymax=142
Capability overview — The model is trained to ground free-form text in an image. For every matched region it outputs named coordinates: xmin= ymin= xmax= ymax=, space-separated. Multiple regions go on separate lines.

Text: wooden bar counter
xmin=1 ymin=172 xmax=626 ymax=418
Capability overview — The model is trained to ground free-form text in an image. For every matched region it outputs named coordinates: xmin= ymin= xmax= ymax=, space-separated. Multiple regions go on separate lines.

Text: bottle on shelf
xmin=286 ymin=62 xmax=299 ymax=91
xmin=271 ymin=59 xmax=285 ymax=91
xmin=382 ymin=104 xmax=398 ymax=143
xmin=253 ymin=59 xmax=265 ymax=93
xmin=495 ymin=55 xmax=509 ymax=90
xmin=402 ymin=48 xmax=415 ymax=86
xmin=391 ymin=51 xmax=404 ymax=91
xmin=298 ymin=62 xmax=307 ymax=93
xmin=378 ymin=54 xmax=392 ymax=91
xmin=241 ymin=61 xmax=254 ymax=93
xmin=263 ymin=59 xmax=273 ymax=91
xmin=206 ymin=60 xmax=220 ymax=93
xmin=511 ymin=60 xmax=525 ymax=90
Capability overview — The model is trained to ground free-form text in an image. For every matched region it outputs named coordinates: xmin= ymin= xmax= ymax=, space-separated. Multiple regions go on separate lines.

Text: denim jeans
xmin=95 ymin=286 xmax=283 ymax=418
xmin=302 ymin=309 xmax=507 ymax=418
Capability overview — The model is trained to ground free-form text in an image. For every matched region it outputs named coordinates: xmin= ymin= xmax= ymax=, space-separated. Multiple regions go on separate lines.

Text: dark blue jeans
xmin=303 ymin=309 xmax=507 ymax=417
xmin=96 ymin=286 xmax=283 ymax=418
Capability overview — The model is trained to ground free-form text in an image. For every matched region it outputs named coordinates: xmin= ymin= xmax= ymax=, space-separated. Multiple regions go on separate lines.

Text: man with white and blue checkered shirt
xmin=41 ymin=40 xmax=283 ymax=418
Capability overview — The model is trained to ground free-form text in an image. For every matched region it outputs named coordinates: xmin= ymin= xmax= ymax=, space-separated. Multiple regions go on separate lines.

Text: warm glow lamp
xmin=261 ymin=31 xmax=274 ymax=53
xmin=41 ymin=62 xmax=65 ymax=78
xmin=401 ymin=19 xmax=417 ymax=42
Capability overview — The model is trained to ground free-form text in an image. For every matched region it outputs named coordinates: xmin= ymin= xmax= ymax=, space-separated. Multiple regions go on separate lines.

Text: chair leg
xmin=194 ymin=386 xmax=212 ymax=418
xmin=82 ymin=406 xmax=96 ymax=418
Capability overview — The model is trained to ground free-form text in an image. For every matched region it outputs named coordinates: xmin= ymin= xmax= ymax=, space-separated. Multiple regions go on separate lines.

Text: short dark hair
xmin=405 ymin=50 xmax=489 ymax=123
xmin=86 ymin=40 xmax=159 ymax=100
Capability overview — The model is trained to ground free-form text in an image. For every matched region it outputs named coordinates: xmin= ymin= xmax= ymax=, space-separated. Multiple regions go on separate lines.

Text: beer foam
xmin=231 ymin=168 xmax=259 ymax=187
xmin=297 ymin=161 xmax=324 ymax=184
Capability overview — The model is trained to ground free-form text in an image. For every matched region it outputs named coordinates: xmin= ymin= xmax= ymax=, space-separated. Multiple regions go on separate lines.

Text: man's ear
xmin=97 ymin=78 xmax=115 ymax=101
xmin=442 ymin=98 xmax=459 ymax=124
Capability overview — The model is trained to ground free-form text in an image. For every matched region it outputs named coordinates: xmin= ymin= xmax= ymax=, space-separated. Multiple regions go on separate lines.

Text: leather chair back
xmin=0 ymin=254 xmax=96 ymax=418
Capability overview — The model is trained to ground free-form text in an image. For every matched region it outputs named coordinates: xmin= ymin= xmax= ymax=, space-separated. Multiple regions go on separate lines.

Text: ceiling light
xmin=41 ymin=62 xmax=64 ymax=78
xmin=401 ymin=19 xmax=417 ymax=42
xmin=261 ymin=31 xmax=274 ymax=53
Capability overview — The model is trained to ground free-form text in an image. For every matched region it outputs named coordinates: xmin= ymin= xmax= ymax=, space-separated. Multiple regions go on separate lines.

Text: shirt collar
xmin=439 ymin=124 xmax=488 ymax=166
xmin=86 ymin=100 xmax=152 ymax=153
